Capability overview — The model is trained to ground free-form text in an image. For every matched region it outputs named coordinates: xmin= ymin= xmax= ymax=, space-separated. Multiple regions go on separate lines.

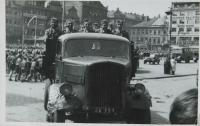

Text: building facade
xmin=130 ymin=16 xmax=169 ymax=53
xmin=107 ymin=8 xmax=149 ymax=35
xmin=6 ymin=1 xmax=108 ymax=46
xmin=170 ymin=2 xmax=199 ymax=47
xmin=63 ymin=1 xmax=107 ymax=30
xmin=6 ymin=0 xmax=62 ymax=46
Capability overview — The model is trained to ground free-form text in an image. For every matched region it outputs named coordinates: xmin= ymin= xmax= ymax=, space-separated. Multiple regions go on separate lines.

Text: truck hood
xmin=62 ymin=56 xmax=129 ymax=66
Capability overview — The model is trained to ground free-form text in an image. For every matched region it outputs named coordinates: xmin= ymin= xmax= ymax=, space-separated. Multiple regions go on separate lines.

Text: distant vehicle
xmin=172 ymin=47 xmax=198 ymax=63
xmin=144 ymin=54 xmax=160 ymax=64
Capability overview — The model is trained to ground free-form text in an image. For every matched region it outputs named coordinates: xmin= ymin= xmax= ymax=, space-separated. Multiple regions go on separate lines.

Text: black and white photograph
xmin=4 ymin=0 xmax=199 ymax=124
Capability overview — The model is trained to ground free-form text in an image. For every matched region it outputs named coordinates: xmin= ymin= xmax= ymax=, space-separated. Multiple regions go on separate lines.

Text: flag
xmin=44 ymin=0 xmax=52 ymax=8
xmin=27 ymin=16 xmax=37 ymax=27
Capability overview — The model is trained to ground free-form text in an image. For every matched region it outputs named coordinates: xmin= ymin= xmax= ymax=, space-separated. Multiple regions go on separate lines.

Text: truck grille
xmin=85 ymin=62 xmax=125 ymax=112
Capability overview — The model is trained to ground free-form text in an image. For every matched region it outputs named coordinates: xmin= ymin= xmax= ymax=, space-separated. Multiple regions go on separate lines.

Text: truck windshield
xmin=64 ymin=39 xmax=129 ymax=59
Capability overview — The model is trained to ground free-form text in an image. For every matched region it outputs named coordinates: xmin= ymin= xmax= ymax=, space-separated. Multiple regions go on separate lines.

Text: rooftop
xmin=132 ymin=16 xmax=168 ymax=28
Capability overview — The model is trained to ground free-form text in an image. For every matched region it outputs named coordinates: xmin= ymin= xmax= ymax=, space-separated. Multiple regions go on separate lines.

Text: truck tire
xmin=53 ymin=110 xmax=65 ymax=122
xmin=185 ymin=60 xmax=190 ymax=63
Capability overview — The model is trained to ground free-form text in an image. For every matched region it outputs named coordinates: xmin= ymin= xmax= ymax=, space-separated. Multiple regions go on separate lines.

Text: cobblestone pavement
xmin=5 ymin=59 xmax=198 ymax=123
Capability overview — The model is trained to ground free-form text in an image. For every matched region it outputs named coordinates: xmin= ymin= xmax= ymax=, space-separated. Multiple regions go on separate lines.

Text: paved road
xmin=6 ymin=59 xmax=198 ymax=123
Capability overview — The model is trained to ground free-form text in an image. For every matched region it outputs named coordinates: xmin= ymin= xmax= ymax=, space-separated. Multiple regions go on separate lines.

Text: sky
xmin=100 ymin=0 xmax=197 ymax=18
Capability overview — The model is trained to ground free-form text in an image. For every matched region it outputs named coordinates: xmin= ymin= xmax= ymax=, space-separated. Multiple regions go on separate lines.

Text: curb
xmin=132 ymin=74 xmax=197 ymax=80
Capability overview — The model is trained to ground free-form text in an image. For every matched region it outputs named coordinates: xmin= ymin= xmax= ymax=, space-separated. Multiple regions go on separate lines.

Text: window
xmin=172 ymin=20 xmax=176 ymax=24
xmin=195 ymin=19 xmax=199 ymax=24
xmin=145 ymin=29 xmax=148 ymax=34
xmin=179 ymin=19 xmax=184 ymax=24
xmin=195 ymin=27 xmax=199 ymax=32
xmin=187 ymin=19 xmax=193 ymax=24
xmin=158 ymin=30 xmax=160 ymax=35
xmin=187 ymin=27 xmax=192 ymax=32
xmin=180 ymin=12 xmax=185 ymax=16
xmin=154 ymin=30 xmax=156 ymax=35
xmin=163 ymin=37 xmax=166 ymax=41
xmin=142 ymin=30 xmax=144 ymax=34
xmin=158 ymin=38 xmax=160 ymax=44
xmin=172 ymin=28 xmax=176 ymax=32
xmin=194 ymin=37 xmax=199 ymax=41
xmin=179 ymin=27 xmax=184 ymax=32
xmin=196 ymin=10 xmax=200 ymax=15
xmin=163 ymin=30 xmax=167 ymax=34
xmin=138 ymin=29 xmax=140 ymax=35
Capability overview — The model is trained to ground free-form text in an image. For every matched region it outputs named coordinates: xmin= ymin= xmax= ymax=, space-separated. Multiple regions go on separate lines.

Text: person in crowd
xmin=63 ymin=20 xmax=76 ymax=34
xmin=8 ymin=52 xmax=16 ymax=81
xmin=108 ymin=22 xmax=115 ymax=34
xmin=20 ymin=57 xmax=27 ymax=82
xmin=14 ymin=54 xmax=22 ymax=81
xmin=44 ymin=17 xmax=62 ymax=82
xmin=99 ymin=19 xmax=112 ymax=34
xmin=24 ymin=58 xmax=31 ymax=81
xmin=79 ymin=20 xmax=94 ymax=33
xmin=169 ymin=88 xmax=198 ymax=124
xmin=114 ymin=20 xmax=130 ymax=40
xmin=27 ymin=58 xmax=37 ymax=82
xmin=92 ymin=22 xmax=100 ymax=33
xmin=170 ymin=56 xmax=176 ymax=75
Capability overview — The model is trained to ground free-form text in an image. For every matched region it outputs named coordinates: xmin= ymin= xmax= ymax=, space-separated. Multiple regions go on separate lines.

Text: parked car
xmin=44 ymin=33 xmax=151 ymax=123
xmin=144 ymin=54 xmax=160 ymax=64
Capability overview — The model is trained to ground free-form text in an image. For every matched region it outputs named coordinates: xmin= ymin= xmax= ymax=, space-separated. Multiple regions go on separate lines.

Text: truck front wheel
xmin=53 ymin=110 xmax=65 ymax=122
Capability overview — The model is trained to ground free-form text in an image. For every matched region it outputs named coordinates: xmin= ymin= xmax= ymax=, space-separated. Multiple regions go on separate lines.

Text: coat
xmin=170 ymin=58 xmax=176 ymax=71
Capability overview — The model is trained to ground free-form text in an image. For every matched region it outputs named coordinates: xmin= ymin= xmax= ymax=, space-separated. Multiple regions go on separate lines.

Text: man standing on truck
xmin=114 ymin=20 xmax=130 ymax=40
xmin=63 ymin=20 xmax=76 ymax=34
xmin=44 ymin=17 xmax=62 ymax=82
xmin=99 ymin=19 xmax=112 ymax=34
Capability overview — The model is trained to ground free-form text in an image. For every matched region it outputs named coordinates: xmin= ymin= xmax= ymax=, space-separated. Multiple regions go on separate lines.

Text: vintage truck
xmin=44 ymin=33 xmax=151 ymax=123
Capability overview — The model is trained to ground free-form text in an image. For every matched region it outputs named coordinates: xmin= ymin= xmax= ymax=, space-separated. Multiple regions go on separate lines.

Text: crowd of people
xmin=6 ymin=47 xmax=44 ymax=82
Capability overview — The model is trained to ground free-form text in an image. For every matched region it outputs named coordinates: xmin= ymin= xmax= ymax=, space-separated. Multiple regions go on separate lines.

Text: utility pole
xmin=165 ymin=7 xmax=172 ymax=57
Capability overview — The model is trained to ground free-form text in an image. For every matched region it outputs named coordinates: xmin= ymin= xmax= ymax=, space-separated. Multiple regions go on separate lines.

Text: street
xmin=6 ymin=59 xmax=198 ymax=123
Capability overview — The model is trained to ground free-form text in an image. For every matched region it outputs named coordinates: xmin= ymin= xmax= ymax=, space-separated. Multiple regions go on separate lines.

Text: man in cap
xmin=80 ymin=19 xmax=94 ymax=33
xmin=44 ymin=17 xmax=62 ymax=82
xmin=63 ymin=20 xmax=76 ymax=34
xmin=114 ymin=20 xmax=130 ymax=40
xmin=92 ymin=22 xmax=100 ymax=33
xmin=99 ymin=19 xmax=112 ymax=34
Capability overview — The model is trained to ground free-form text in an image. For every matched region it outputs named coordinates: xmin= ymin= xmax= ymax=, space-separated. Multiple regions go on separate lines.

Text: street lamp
xmin=165 ymin=7 xmax=172 ymax=57
xmin=27 ymin=15 xmax=38 ymax=47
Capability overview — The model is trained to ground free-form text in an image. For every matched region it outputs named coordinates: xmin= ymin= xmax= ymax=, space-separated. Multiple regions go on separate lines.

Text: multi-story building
xmin=63 ymin=1 xmax=107 ymax=29
xmin=6 ymin=1 xmax=107 ymax=46
xmin=170 ymin=1 xmax=199 ymax=47
xmin=130 ymin=16 xmax=169 ymax=52
xmin=6 ymin=0 xmax=62 ymax=46
xmin=107 ymin=8 xmax=149 ymax=35
xmin=6 ymin=1 xmax=23 ymax=45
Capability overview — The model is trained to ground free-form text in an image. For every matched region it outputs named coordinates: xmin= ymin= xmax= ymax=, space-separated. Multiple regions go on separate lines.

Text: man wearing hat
xmin=44 ymin=17 xmax=62 ymax=81
xmin=79 ymin=19 xmax=94 ymax=33
xmin=114 ymin=20 xmax=130 ymax=40
xmin=99 ymin=19 xmax=112 ymax=34
xmin=63 ymin=20 xmax=76 ymax=34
